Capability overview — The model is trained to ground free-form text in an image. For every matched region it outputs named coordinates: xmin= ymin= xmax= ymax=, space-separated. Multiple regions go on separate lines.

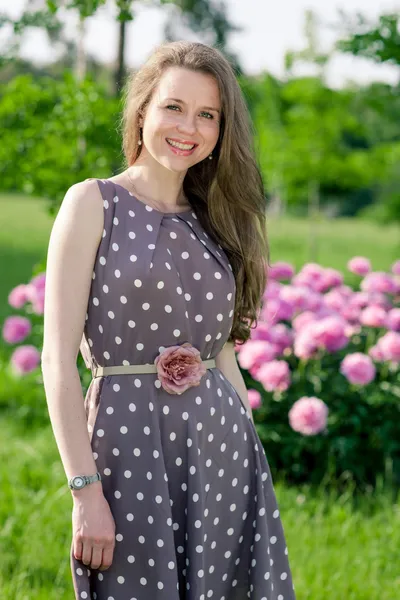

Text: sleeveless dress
xmin=70 ymin=178 xmax=296 ymax=600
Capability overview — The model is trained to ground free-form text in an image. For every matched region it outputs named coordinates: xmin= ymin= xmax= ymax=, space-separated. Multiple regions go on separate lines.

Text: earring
xmin=138 ymin=128 xmax=142 ymax=146
xmin=208 ymin=153 xmax=213 ymax=160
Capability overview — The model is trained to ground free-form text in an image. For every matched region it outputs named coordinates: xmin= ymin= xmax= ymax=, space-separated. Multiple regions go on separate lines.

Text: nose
xmin=177 ymin=113 xmax=197 ymax=136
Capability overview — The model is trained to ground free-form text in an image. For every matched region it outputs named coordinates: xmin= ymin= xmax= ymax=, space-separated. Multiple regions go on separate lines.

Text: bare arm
xmin=41 ymin=179 xmax=104 ymax=499
xmin=215 ymin=341 xmax=255 ymax=425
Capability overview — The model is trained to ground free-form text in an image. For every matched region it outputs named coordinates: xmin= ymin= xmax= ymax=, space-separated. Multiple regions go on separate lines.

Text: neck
xmin=126 ymin=156 xmax=190 ymax=209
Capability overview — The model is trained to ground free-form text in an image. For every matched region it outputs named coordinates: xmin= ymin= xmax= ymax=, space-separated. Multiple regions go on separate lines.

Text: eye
xmin=200 ymin=111 xmax=214 ymax=119
xmin=166 ymin=104 xmax=181 ymax=111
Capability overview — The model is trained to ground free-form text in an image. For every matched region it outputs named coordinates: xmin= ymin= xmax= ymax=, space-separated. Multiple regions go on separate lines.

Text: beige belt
xmin=91 ymin=358 xmax=217 ymax=379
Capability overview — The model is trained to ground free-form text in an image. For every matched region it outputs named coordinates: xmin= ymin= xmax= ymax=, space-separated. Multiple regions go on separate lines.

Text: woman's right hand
xmin=72 ymin=487 xmax=116 ymax=571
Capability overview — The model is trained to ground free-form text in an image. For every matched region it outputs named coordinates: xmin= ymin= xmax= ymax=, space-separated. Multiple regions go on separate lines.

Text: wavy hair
xmin=120 ymin=41 xmax=270 ymax=346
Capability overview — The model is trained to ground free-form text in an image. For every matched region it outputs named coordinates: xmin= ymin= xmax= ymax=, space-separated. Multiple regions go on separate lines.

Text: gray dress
xmin=70 ymin=178 xmax=296 ymax=600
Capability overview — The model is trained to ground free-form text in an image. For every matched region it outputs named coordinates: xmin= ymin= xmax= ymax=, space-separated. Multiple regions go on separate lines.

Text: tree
xmin=1 ymin=0 xmax=242 ymax=95
xmin=335 ymin=12 xmax=400 ymax=70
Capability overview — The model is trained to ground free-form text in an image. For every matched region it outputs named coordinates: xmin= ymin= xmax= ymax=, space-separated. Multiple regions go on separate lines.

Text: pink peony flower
xmin=25 ymin=283 xmax=45 ymax=315
xmin=30 ymin=272 xmax=46 ymax=291
xmin=293 ymin=328 xmax=320 ymax=360
xmin=247 ymin=389 xmax=262 ymax=409
xmin=261 ymin=297 xmax=294 ymax=324
xmin=368 ymin=344 xmax=385 ymax=362
xmin=268 ymin=261 xmax=295 ymax=281
xmin=268 ymin=324 xmax=294 ymax=355
xmin=280 ymin=285 xmax=320 ymax=313
xmin=237 ymin=340 xmax=278 ymax=377
xmin=359 ymin=305 xmax=388 ymax=328
xmin=361 ymin=272 xmax=397 ymax=295
xmin=347 ymin=256 xmax=371 ymax=276
xmin=391 ymin=260 xmax=400 ymax=276
xmin=377 ymin=331 xmax=400 ymax=362
xmin=8 ymin=284 xmax=30 ymax=309
xmin=387 ymin=308 xmax=400 ymax=332
xmin=323 ymin=288 xmax=348 ymax=312
xmin=256 ymin=360 xmax=291 ymax=392
xmin=349 ymin=291 xmax=370 ymax=309
xmin=154 ymin=342 xmax=206 ymax=394
xmin=263 ymin=280 xmax=284 ymax=300
xmin=341 ymin=304 xmax=362 ymax=324
xmin=249 ymin=320 xmax=272 ymax=341
xmin=2 ymin=316 xmax=32 ymax=344
xmin=312 ymin=316 xmax=349 ymax=352
xmin=315 ymin=268 xmax=343 ymax=293
xmin=292 ymin=310 xmax=319 ymax=332
xmin=10 ymin=345 xmax=41 ymax=375
xmin=289 ymin=396 xmax=328 ymax=436
xmin=340 ymin=352 xmax=376 ymax=385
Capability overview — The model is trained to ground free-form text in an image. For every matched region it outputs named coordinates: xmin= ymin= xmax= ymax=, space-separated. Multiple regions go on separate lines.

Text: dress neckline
xmin=108 ymin=180 xmax=193 ymax=216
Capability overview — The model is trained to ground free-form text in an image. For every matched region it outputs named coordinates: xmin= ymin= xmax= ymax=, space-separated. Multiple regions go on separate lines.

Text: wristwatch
xmin=68 ymin=472 xmax=102 ymax=490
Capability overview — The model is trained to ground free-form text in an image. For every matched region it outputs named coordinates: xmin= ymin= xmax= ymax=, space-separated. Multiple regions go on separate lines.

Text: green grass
xmin=1 ymin=191 xmax=400 ymax=599
xmin=0 ymin=414 xmax=399 ymax=599
xmin=0 ymin=192 xmax=53 ymax=324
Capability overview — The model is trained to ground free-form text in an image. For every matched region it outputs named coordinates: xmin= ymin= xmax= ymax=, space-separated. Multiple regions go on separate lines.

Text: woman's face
xmin=140 ymin=66 xmax=221 ymax=173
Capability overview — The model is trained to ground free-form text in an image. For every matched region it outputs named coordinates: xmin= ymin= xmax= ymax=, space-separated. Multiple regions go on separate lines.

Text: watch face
xmin=73 ymin=477 xmax=85 ymax=488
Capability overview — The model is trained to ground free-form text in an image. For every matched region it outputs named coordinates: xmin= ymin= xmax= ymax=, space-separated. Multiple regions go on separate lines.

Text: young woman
xmin=41 ymin=40 xmax=296 ymax=600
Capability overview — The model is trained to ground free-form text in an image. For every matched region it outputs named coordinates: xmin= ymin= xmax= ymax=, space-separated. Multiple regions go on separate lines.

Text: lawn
xmin=0 ymin=191 xmax=399 ymax=599
xmin=1 ymin=414 xmax=399 ymax=599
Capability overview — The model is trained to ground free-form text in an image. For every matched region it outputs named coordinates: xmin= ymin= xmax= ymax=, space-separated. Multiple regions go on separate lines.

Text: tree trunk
xmin=75 ymin=12 xmax=86 ymax=167
xmin=115 ymin=19 xmax=126 ymax=97
xmin=308 ymin=179 xmax=320 ymax=261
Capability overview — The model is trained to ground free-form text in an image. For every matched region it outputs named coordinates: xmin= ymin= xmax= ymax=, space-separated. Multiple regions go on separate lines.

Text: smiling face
xmin=139 ymin=66 xmax=221 ymax=172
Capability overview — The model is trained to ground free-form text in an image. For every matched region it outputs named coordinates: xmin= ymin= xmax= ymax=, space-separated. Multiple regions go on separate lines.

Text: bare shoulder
xmin=65 ymin=178 xmax=103 ymax=206
xmin=58 ymin=178 xmax=104 ymax=244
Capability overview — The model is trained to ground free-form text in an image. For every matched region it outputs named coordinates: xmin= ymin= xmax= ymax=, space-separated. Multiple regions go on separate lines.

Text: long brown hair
xmin=120 ymin=41 xmax=270 ymax=346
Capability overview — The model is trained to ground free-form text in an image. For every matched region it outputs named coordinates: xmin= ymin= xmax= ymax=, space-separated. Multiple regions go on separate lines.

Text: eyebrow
xmin=164 ymin=97 xmax=221 ymax=114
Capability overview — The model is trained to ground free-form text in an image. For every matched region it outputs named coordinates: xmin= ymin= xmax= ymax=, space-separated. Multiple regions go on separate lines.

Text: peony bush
xmin=234 ymin=257 xmax=400 ymax=489
xmin=1 ymin=257 xmax=400 ymax=489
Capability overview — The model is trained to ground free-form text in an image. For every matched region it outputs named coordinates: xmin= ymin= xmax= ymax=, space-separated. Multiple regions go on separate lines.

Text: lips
xmin=167 ymin=138 xmax=197 ymax=148
xmin=166 ymin=137 xmax=198 ymax=155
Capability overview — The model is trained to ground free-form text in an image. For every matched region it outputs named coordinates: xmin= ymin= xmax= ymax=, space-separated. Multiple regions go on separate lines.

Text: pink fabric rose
xmin=154 ymin=342 xmax=207 ymax=394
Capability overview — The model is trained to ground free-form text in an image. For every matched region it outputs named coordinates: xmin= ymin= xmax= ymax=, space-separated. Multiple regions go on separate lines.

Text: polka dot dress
xmin=70 ymin=179 xmax=296 ymax=600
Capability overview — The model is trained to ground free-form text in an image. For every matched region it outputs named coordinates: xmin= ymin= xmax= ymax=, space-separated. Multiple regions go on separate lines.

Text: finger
xmin=90 ymin=546 xmax=103 ymax=570
xmin=81 ymin=542 xmax=93 ymax=566
xmin=73 ymin=537 xmax=83 ymax=561
xmin=99 ymin=545 xmax=114 ymax=570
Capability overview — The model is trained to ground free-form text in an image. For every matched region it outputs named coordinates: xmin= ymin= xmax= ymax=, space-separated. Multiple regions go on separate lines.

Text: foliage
xmin=0 ymin=73 xmax=121 ymax=214
xmin=336 ymin=12 xmax=400 ymax=67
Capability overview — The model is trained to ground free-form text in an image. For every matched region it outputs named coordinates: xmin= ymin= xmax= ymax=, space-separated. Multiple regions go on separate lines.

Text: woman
xmin=41 ymin=40 xmax=296 ymax=599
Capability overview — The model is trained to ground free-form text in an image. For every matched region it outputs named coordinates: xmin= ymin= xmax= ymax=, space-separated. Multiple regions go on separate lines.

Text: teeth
xmin=167 ymin=139 xmax=195 ymax=150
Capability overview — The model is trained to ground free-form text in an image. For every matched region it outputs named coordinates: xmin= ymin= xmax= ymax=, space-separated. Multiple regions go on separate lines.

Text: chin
xmin=158 ymin=156 xmax=198 ymax=173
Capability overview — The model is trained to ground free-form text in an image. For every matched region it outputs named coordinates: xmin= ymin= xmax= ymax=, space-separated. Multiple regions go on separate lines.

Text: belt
xmin=91 ymin=358 xmax=216 ymax=379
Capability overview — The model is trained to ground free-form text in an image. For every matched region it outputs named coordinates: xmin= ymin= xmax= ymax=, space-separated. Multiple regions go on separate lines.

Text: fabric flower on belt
xmin=154 ymin=342 xmax=207 ymax=394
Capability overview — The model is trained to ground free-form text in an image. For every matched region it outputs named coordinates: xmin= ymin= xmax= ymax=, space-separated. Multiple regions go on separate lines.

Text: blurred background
xmin=0 ymin=1 xmax=399 ymax=598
